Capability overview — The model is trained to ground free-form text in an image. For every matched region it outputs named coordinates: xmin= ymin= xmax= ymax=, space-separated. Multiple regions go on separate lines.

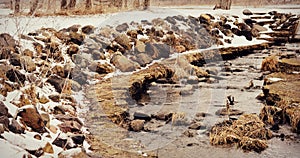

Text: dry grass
xmin=261 ymin=55 xmax=278 ymax=72
xmin=210 ymin=114 xmax=272 ymax=153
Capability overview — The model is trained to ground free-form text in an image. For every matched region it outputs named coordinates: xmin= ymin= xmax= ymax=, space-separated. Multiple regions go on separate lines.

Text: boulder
xmin=8 ymin=119 xmax=25 ymax=134
xmin=243 ymin=9 xmax=253 ymax=15
xmin=110 ymin=54 xmax=140 ymax=72
xmin=9 ymin=53 xmax=21 ymax=66
xmin=43 ymin=142 xmax=54 ymax=154
xmin=67 ymin=25 xmax=81 ymax=32
xmin=18 ymin=107 xmax=45 ymax=133
xmin=70 ymin=68 xmax=88 ymax=85
xmin=88 ymin=62 xmax=114 ymax=74
xmin=67 ymin=44 xmax=79 ymax=56
xmin=130 ymin=119 xmax=145 ymax=132
xmin=81 ymin=25 xmax=95 ymax=34
xmin=47 ymin=75 xmax=65 ymax=93
xmin=252 ymin=24 xmax=268 ymax=32
xmin=0 ymin=101 xmax=9 ymax=117
xmin=0 ymin=47 xmax=13 ymax=60
xmin=114 ymin=34 xmax=132 ymax=50
xmin=0 ymin=33 xmax=17 ymax=49
xmin=199 ymin=14 xmax=211 ymax=24
xmin=145 ymin=43 xmax=170 ymax=59
xmin=261 ymin=56 xmax=278 ymax=72
xmin=134 ymin=40 xmax=146 ymax=53
xmin=69 ymin=32 xmax=85 ymax=45
xmin=127 ymin=30 xmax=138 ymax=39
xmin=6 ymin=69 xmax=26 ymax=84
xmin=174 ymin=45 xmax=186 ymax=53
xmin=134 ymin=53 xmax=153 ymax=67
xmin=165 ymin=16 xmax=177 ymax=25
xmin=20 ymin=56 xmax=36 ymax=72
xmin=116 ymin=23 xmax=129 ymax=33
xmin=285 ymin=103 xmax=300 ymax=133
xmin=0 ymin=116 xmax=9 ymax=129
xmin=91 ymin=50 xmax=106 ymax=60
xmin=133 ymin=111 xmax=151 ymax=121
xmin=58 ymin=120 xmax=82 ymax=133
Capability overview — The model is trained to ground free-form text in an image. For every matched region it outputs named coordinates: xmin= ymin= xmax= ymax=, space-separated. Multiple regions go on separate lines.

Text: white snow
xmin=0 ymin=139 xmax=31 ymax=158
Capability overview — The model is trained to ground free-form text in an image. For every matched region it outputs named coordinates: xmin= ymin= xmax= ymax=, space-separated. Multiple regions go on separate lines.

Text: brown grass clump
xmin=210 ymin=114 xmax=272 ymax=153
xmin=261 ymin=55 xmax=278 ymax=72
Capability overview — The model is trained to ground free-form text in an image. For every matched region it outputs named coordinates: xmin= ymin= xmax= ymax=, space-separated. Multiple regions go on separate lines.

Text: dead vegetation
xmin=261 ymin=55 xmax=279 ymax=72
xmin=210 ymin=114 xmax=272 ymax=153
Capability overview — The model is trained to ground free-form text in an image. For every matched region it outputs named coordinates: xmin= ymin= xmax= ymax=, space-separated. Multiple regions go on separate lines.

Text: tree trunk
xmin=143 ymin=0 xmax=150 ymax=10
xmin=134 ymin=0 xmax=140 ymax=9
xmin=10 ymin=0 xmax=13 ymax=10
xmin=214 ymin=0 xmax=231 ymax=10
xmin=124 ymin=0 xmax=127 ymax=8
xmin=68 ymin=0 xmax=76 ymax=9
xmin=86 ymin=0 xmax=92 ymax=9
xmin=14 ymin=0 xmax=20 ymax=14
xmin=29 ymin=0 xmax=39 ymax=15
xmin=61 ymin=0 xmax=67 ymax=10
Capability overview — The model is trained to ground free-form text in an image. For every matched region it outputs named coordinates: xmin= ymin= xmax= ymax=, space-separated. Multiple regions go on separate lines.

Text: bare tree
xmin=68 ymin=0 xmax=76 ymax=9
xmin=61 ymin=0 xmax=67 ymax=10
xmin=29 ymin=0 xmax=39 ymax=15
xmin=86 ymin=0 xmax=92 ymax=9
xmin=143 ymin=0 xmax=150 ymax=10
xmin=214 ymin=0 xmax=232 ymax=10
xmin=14 ymin=0 xmax=20 ymax=14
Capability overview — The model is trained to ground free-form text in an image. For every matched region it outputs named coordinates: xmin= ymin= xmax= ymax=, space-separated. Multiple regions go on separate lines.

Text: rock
xmin=40 ymin=113 xmax=50 ymax=128
xmin=187 ymin=76 xmax=199 ymax=84
xmin=116 ymin=23 xmax=129 ymax=33
xmin=133 ymin=111 xmax=151 ymax=121
xmin=67 ymin=25 xmax=81 ymax=32
xmin=134 ymin=40 xmax=146 ymax=53
xmin=47 ymin=75 xmax=65 ymax=93
xmin=92 ymin=50 xmax=106 ymax=60
xmin=145 ymin=43 xmax=170 ymax=60
xmin=6 ymin=69 xmax=26 ymax=84
xmin=58 ymin=120 xmax=82 ymax=133
xmin=189 ymin=122 xmax=203 ymax=130
xmin=180 ymin=84 xmax=194 ymax=95
xmin=243 ymin=9 xmax=253 ymax=15
xmin=34 ymin=134 xmax=42 ymax=140
xmin=0 ymin=33 xmax=17 ymax=50
xmin=69 ymin=32 xmax=85 ymax=45
xmin=0 ymin=101 xmax=9 ymax=117
xmin=130 ymin=119 xmax=145 ymax=132
xmin=53 ymin=134 xmax=76 ymax=149
xmin=127 ymin=30 xmax=138 ymax=38
xmin=88 ymin=62 xmax=114 ymax=74
xmin=48 ymin=94 xmax=60 ymax=102
xmin=0 ymin=47 xmax=14 ymax=60
xmin=0 ymin=116 xmax=9 ymax=129
xmin=67 ymin=44 xmax=79 ymax=56
xmin=259 ymin=105 xmax=283 ymax=126
xmin=43 ymin=142 xmax=54 ymax=154
xmin=71 ymin=134 xmax=85 ymax=145
xmin=114 ymin=34 xmax=132 ymax=50
xmin=215 ymin=108 xmax=244 ymax=116
xmin=183 ymin=129 xmax=197 ymax=137
xmin=20 ymin=56 xmax=36 ymax=72
xmin=27 ymin=148 xmax=44 ymax=157
xmin=81 ymin=25 xmax=95 ymax=34
xmin=252 ymin=24 xmax=268 ymax=32
xmin=199 ymin=14 xmax=211 ymax=24
xmin=9 ymin=53 xmax=21 ymax=66
xmin=111 ymin=54 xmax=140 ymax=72
xmin=22 ymin=49 xmax=34 ymax=57
xmin=71 ymin=68 xmax=88 ymax=85
xmin=49 ymin=125 xmax=58 ymax=134
xmin=18 ymin=107 xmax=45 ymax=133
xmin=165 ymin=16 xmax=177 ymax=25
xmin=134 ymin=53 xmax=153 ymax=67
xmin=8 ymin=119 xmax=25 ymax=134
